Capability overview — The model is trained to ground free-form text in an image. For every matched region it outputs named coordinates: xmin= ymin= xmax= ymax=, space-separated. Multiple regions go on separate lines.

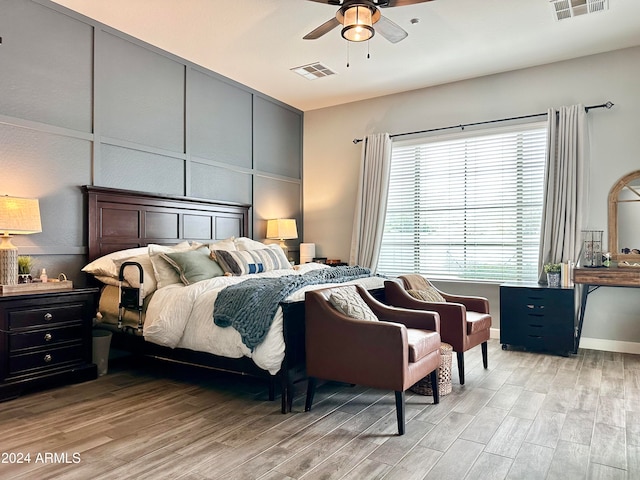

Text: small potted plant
xmin=544 ymin=262 xmax=561 ymax=287
xmin=17 ymin=255 xmax=34 ymax=284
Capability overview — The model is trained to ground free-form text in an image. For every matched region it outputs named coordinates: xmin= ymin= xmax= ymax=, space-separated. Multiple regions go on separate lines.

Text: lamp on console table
xmin=0 ymin=196 xmax=42 ymax=285
xmin=266 ymin=218 xmax=298 ymax=260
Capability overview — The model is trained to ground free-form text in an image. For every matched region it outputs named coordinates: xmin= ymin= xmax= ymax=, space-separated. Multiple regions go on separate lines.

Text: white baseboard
xmin=490 ymin=327 xmax=500 ymax=340
xmin=490 ymin=327 xmax=640 ymax=354
xmin=578 ymin=337 xmax=640 ymax=355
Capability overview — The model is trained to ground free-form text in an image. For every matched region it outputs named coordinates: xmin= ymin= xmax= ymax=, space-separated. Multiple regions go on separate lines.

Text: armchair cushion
xmin=407 ymin=287 xmax=445 ymax=303
xmin=466 ymin=311 xmax=492 ymax=335
xmin=329 ymin=286 xmax=378 ymax=321
xmin=407 ymin=329 xmax=441 ymax=363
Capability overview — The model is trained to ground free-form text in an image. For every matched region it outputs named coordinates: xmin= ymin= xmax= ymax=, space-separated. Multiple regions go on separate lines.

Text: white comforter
xmin=143 ymin=263 xmax=386 ymax=374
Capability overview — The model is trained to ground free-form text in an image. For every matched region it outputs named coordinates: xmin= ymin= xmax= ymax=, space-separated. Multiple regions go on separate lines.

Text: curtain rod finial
xmin=353 ymin=138 xmax=362 ymax=144
xmin=606 ymin=101 xmax=614 ymax=109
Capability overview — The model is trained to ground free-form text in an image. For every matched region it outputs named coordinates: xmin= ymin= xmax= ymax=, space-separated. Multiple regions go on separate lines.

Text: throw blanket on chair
xmin=214 ymin=266 xmax=372 ymax=350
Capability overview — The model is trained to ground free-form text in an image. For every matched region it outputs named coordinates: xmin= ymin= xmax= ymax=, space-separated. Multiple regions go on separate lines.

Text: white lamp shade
xmin=0 ymin=196 xmax=42 ymax=285
xmin=266 ymin=218 xmax=298 ymax=240
xmin=0 ymin=196 xmax=42 ymax=234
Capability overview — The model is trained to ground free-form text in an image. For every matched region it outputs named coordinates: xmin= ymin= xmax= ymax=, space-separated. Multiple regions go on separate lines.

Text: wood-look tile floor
xmin=1 ymin=339 xmax=639 ymax=480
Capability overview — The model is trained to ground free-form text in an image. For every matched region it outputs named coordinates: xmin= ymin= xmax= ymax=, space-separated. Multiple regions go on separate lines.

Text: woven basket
xmin=410 ymin=342 xmax=453 ymax=396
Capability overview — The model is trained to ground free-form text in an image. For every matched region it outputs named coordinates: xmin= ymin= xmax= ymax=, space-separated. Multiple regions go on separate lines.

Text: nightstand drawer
xmin=8 ymin=303 xmax=85 ymax=330
xmin=9 ymin=323 xmax=84 ymax=351
xmin=9 ymin=343 xmax=85 ymax=376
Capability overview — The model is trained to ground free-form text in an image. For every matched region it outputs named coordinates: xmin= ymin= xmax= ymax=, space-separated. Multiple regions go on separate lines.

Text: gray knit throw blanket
xmin=213 ymin=266 xmax=372 ymax=350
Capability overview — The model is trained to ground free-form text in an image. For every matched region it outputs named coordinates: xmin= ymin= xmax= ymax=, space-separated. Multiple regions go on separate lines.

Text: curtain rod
xmin=352 ymin=101 xmax=614 ymax=144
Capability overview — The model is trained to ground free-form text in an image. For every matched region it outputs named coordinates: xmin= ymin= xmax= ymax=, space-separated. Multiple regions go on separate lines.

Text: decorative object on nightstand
xmin=0 ymin=287 xmax=99 ymax=401
xmin=327 ymin=259 xmax=348 ymax=266
xmin=17 ymin=255 xmax=34 ymax=284
xmin=266 ymin=218 xmax=298 ymax=260
xmin=300 ymin=243 xmax=316 ymax=264
xmin=0 ymin=196 xmax=42 ymax=286
xmin=543 ymin=262 xmax=562 ymax=287
xmin=581 ymin=230 xmax=603 ymax=267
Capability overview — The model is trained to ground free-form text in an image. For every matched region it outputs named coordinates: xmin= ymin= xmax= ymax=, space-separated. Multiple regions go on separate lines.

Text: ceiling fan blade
xmin=305 ymin=0 xmax=343 ymax=5
xmin=383 ymin=0 xmax=434 ymax=7
xmin=303 ymin=17 xmax=341 ymax=40
xmin=375 ymin=15 xmax=408 ymax=43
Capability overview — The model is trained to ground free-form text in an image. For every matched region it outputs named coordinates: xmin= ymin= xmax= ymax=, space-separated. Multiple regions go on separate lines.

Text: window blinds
xmin=377 ymin=123 xmax=547 ymax=282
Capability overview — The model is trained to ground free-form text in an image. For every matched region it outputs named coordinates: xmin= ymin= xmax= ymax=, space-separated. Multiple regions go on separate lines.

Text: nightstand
xmin=0 ymin=287 xmax=99 ymax=401
xmin=500 ymin=283 xmax=576 ymax=356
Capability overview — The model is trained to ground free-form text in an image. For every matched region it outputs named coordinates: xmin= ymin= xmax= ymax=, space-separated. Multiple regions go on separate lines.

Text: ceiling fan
xmin=303 ymin=0 xmax=434 ymax=44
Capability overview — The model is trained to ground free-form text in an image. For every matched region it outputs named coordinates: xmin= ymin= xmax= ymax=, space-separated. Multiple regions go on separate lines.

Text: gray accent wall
xmin=0 ymin=0 xmax=303 ymax=283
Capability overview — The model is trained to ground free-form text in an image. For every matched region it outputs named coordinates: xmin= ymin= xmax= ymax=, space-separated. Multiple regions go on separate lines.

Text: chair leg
xmin=430 ymin=369 xmax=439 ymax=404
xmin=395 ymin=390 xmax=405 ymax=435
xmin=482 ymin=341 xmax=488 ymax=369
xmin=305 ymin=377 xmax=317 ymax=412
xmin=457 ymin=351 xmax=465 ymax=385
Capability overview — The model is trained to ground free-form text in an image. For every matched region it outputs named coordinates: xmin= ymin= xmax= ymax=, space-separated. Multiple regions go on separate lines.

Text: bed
xmin=83 ymin=185 xmax=385 ymax=413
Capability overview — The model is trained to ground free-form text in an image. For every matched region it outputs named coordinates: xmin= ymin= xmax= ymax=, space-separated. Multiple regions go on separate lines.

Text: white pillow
xmin=148 ymin=242 xmax=199 ymax=289
xmin=329 ymin=286 xmax=378 ymax=322
xmin=209 ymin=237 xmax=237 ymax=251
xmin=82 ymin=246 xmax=150 ymax=278
xmin=93 ymin=275 xmax=122 ymax=287
xmin=234 ymin=237 xmax=267 ymax=251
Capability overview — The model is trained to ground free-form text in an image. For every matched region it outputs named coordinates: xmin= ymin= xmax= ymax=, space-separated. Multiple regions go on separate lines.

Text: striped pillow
xmin=211 ymin=246 xmax=292 ymax=275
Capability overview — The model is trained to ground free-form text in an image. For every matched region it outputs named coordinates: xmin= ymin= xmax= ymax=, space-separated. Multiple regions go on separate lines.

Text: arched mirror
xmin=608 ymin=169 xmax=640 ymax=263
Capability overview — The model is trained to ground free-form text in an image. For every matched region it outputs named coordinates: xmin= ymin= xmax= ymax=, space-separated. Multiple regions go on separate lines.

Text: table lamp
xmin=0 ymin=196 xmax=42 ymax=285
xmin=266 ymin=218 xmax=298 ymax=259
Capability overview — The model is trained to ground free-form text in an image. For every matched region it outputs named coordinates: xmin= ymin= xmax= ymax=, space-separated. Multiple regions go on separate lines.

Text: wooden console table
xmin=573 ymin=267 xmax=640 ymax=353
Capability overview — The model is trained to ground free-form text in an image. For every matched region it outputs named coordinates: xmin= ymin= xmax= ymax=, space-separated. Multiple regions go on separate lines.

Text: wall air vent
xmin=291 ymin=62 xmax=336 ymax=80
xmin=550 ymin=0 xmax=609 ymax=21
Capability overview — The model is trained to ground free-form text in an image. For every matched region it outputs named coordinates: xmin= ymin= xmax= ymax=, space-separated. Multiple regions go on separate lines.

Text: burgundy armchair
xmin=304 ymin=285 xmax=441 ymax=435
xmin=384 ymin=275 xmax=491 ymax=385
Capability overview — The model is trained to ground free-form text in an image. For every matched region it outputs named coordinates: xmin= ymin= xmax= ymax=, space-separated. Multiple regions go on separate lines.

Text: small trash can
xmin=92 ymin=329 xmax=113 ymax=376
xmin=410 ymin=342 xmax=453 ymax=396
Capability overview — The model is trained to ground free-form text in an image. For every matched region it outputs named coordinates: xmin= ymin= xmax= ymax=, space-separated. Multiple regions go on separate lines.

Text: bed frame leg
xmin=280 ymin=370 xmax=294 ymax=413
xmin=269 ymin=377 xmax=276 ymax=402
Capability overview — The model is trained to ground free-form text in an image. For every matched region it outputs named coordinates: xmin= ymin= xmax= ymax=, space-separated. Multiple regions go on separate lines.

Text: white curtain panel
xmin=349 ymin=133 xmax=392 ymax=271
xmin=538 ymin=104 xmax=589 ymax=282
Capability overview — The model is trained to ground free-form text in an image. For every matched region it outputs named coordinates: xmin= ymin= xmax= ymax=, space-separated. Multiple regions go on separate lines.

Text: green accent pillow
xmin=161 ymin=247 xmax=224 ymax=285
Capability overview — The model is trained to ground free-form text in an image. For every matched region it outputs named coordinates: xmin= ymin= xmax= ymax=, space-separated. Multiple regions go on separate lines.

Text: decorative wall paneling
xmin=0 ymin=0 xmax=303 ymax=281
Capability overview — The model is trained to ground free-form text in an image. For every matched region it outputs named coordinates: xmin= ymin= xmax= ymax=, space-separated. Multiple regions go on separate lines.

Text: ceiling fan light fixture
xmin=341 ymin=5 xmax=375 ymax=42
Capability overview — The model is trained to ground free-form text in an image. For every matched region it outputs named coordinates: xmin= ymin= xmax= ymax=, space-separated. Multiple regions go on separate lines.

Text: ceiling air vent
xmin=291 ymin=62 xmax=336 ymax=80
xmin=550 ymin=0 xmax=609 ymax=21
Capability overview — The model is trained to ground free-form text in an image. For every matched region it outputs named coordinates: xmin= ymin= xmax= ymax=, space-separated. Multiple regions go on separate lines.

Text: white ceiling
xmin=51 ymin=0 xmax=640 ymax=112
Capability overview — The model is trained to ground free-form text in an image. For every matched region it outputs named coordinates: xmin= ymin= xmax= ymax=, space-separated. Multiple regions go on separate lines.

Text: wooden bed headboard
xmin=83 ymin=186 xmax=250 ymax=262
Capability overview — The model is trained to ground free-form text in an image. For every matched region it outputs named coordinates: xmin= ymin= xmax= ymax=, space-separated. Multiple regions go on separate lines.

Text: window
xmin=377 ymin=122 xmax=547 ymax=282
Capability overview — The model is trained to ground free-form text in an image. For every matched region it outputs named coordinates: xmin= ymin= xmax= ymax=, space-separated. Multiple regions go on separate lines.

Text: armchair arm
xmin=439 ymin=292 xmax=490 ymax=314
xmin=357 ymin=285 xmax=440 ymax=333
xmin=384 ymin=280 xmax=466 ymax=346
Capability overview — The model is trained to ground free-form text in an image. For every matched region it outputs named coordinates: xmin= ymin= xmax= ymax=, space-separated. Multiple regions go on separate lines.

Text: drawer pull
xmin=44 ymin=313 xmax=53 ymax=322
xmin=526 ymin=304 xmax=544 ymax=309
xmin=44 ymin=354 xmax=53 ymax=363
xmin=44 ymin=333 xmax=53 ymax=342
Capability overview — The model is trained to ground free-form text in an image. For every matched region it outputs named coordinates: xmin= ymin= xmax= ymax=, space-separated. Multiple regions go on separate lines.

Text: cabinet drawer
xmin=515 ymin=334 xmax=573 ymax=353
xmin=501 ymin=290 xmax=573 ymax=322
xmin=515 ymin=321 xmax=573 ymax=338
xmin=9 ymin=323 xmax=84 ymax=351
xmin=9 ymin=344 xmax=84 ymax=375
xmin=8 ymin=304 xmax=85 ymax=330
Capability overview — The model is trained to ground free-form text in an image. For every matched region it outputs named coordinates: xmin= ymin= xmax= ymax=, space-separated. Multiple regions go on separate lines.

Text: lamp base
xmin=0 ymin=234 xmax=18 ymax=286
xmin=278 ymin=240 xmax=290 ymax=261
